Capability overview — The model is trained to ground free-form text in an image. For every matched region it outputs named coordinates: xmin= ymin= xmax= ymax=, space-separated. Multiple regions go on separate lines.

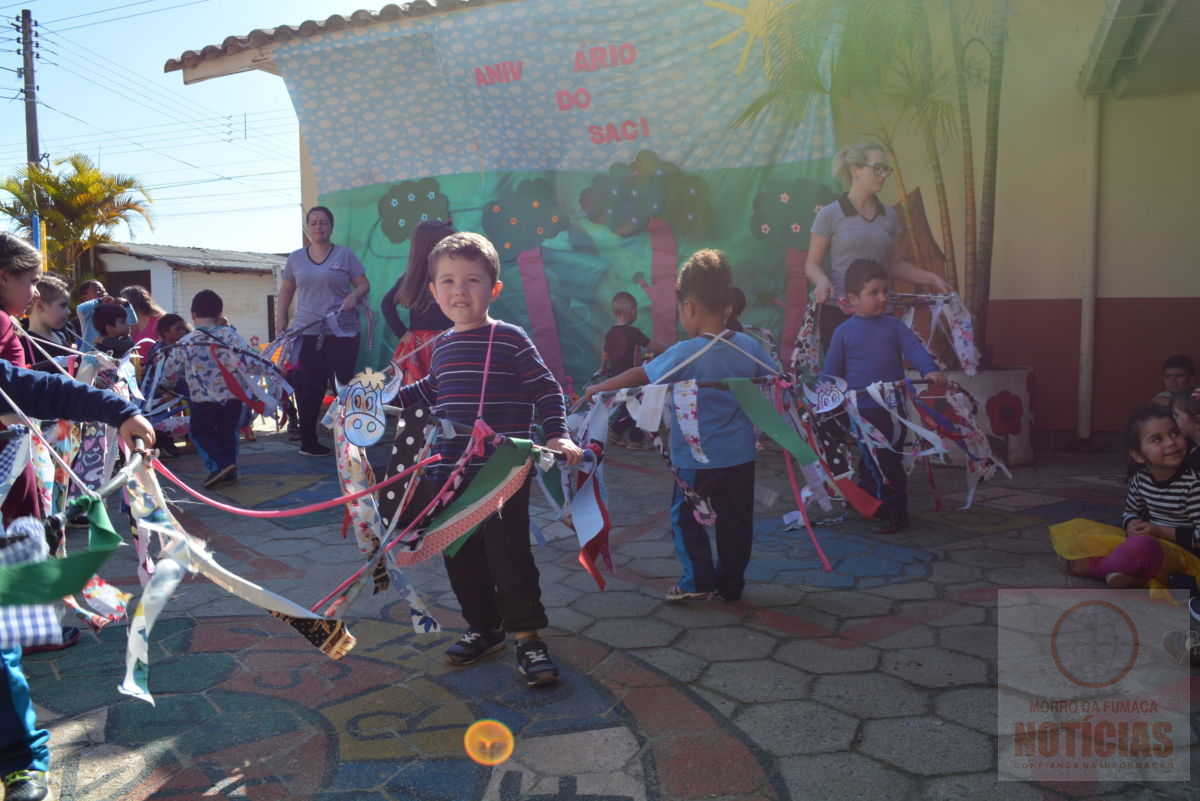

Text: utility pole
xmin=20 ymin=9 xmax=38 ymax=165
xmin=18 ymin=9 xmax=42 ymax=253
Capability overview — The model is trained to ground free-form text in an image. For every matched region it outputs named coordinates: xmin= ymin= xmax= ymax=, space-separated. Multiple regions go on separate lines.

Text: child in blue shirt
xmin=586 ymin=249 xmax=777 ymax=602
xmin=822 ymin=258 xmax=946 ymax=533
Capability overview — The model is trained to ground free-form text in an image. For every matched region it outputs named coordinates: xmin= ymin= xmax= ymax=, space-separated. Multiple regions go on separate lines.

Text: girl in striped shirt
xmin=1063 ymin=407 xmax=1200 ymax=588
xmin=1122 ymin=406 xmax=1200 ymax=558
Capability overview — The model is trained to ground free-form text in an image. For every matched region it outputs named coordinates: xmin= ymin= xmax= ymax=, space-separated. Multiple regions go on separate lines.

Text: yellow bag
xmin=1049 ymin=518 xmax=1126 ymax=560
xmin=1049 ymin=518 xmax=1200 ymax=601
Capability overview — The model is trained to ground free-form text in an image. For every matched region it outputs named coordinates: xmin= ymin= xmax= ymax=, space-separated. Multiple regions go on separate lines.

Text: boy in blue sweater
xmin=586 ymin=249 xmax=777 ymax=601
xmin=822 ymin=258 xmax=946 ymax=534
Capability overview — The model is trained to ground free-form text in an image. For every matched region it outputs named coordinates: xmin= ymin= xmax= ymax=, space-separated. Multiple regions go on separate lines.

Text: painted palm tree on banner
xmin=742 ymin=0 xmax=1011 ymax=357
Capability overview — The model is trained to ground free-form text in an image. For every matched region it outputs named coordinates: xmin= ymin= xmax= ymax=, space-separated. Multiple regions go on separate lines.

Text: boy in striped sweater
xmin=392 ymin=232 xmax=583 ymax=688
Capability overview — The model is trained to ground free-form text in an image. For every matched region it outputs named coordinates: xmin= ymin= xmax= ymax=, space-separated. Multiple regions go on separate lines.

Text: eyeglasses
xmin=861 ymin=162 xmax=894 ymax=177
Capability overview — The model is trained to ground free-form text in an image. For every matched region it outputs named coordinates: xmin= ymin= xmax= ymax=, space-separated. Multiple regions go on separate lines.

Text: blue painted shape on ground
xmin=777 ymin=569 xmax=856 ymax=588
xmin=752 ymin=517 xmax=933 ymax=588
xmin=837 ymin=556 xmax=905 ymax=577
xmin=1018 ymin=499 xmax=1122 ymax=527
xmin=325 ymin=760 xmax=402 ymax=793
xmin=384 ymin=757 xmax=481 ymax=801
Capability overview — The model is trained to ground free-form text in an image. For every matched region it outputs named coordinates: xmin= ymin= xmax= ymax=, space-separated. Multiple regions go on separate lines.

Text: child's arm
xmin=896 ymin=320 xmax=947 ymax=386
xmin=0 ymin=359 xmax=153 ymax=448
xmin=584 ymin=366 xmax=649 ymax=403
xmin=820 ymin=328 xmax=846 ymax=377
xmin=1122 ymin=477 xmax=1157 ymax=536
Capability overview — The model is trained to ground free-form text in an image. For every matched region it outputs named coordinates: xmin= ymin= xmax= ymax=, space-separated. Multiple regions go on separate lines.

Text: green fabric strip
xmin=439 ymin=438 xmax=534 ymax=558
xmin=725 ymin=378 xmax=819 ymax=466
xmin=0 ymin=498 xmax=122 ymax=605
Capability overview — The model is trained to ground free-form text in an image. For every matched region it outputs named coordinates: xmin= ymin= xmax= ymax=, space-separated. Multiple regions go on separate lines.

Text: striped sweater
xmin=396 ymin=321 xmax=567 ymax=478
xmin=1122 ymin=465 xmax=1200 ymax=556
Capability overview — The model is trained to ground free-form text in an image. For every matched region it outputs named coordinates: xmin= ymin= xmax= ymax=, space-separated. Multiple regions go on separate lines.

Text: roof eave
xmin=167 ymin=43 xmax=281 ymax=85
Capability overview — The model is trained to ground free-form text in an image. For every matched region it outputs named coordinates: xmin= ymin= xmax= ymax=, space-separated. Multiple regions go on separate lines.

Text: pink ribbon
xmin=151 ymin=455 xmax=441 ymax=518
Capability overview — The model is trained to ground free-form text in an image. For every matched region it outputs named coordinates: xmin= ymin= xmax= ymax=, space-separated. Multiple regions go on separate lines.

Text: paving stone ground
xmin=23 ymin=424 xmax=1199 ymax=800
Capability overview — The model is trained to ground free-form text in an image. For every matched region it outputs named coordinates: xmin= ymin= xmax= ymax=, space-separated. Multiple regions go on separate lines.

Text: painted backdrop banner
xmin=275 ymin=0 xmax=837 ymax=392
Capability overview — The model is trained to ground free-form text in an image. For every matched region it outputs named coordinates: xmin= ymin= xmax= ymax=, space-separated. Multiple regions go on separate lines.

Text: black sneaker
xmin=873 ymin=515 xmax=910 ymax=535
xmin=3 ymin=769 xmax=48 ymax=801
xmin=299 ymin=443 xmax=332 ymax=457
xmin=1161 ymin=630 xmax=1200 ymax=668
xmin=445 ymin=627 xmax=505 ymax=666
xmin=515 ymin=637 xmax=559 ymax=688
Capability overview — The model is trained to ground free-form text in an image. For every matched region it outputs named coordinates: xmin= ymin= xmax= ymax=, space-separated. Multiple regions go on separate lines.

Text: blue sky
xmin=0 ymin=0 xmax=347 ymax=254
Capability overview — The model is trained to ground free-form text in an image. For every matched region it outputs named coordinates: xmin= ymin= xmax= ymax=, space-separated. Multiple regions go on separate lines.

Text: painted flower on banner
xmin=579 ymin=150 xmax=713 ymax=238
xmin=986 ymin=390 xmax=1024 ymax=437
xmin=378 ymin=178 xmax=450 ymax=244
xmin=481 ymin=178 xmax=570 ymax=258
xmin=749 ymin=177 xmax=837 ymax=249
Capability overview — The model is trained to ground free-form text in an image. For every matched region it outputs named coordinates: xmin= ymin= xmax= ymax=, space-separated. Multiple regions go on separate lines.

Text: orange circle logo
xmin=1050 ymin=600 xmax=1139 ymax=688
xmin=464 ymin=719 xmax=514 ymax=766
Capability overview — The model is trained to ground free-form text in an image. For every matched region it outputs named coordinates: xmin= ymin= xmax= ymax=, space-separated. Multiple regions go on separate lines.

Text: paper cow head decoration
xmin=805 ymin=375 xmax=848 ymax=414
xmin=336 ymin=368 xmax=404 ymax=447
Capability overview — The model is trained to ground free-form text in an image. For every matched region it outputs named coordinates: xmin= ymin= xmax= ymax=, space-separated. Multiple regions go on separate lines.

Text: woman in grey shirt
xmin=806 ymin=142 xmax=949 ymax=347
xmin=277 ymin=206 xmax=370 ymax=456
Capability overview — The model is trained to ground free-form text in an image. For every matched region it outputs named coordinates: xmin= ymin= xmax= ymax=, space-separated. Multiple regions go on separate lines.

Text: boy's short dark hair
xmin=191 ymin=289 xmax=223 ymax=318
xmin=428 ymin=231 xmax=501 ymax=284
xmin=156 ymin=313 xmax=185 ymax=338
xmin=612 ymin=292 xmax=637 ymax=318
xmin=676 ymin=249 xmax=731 ymax=313
xmin=844 ymin=258 xmax=888 ymax=298
xmin=92 ymin=302 xmax=126 ymax=335
xmin=1162 ymin=354 xmax=1195 ymax=376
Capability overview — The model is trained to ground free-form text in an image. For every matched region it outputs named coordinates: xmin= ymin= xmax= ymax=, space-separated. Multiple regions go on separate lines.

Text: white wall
xmin=174 ymin=270 xmax=279 ymax=347
xmin=99 ymin=254 xmax=176 ymax=311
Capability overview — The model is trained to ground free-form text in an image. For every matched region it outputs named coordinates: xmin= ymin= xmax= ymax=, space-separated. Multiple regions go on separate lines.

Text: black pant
xmin=671 ymin=461 xmax=757 ymax=601
xmin=857 ymin=406 xmax=908 ymax=521
xmin=443 ymin=480 xmax=548 ymax=633
xmin=818 ymin=304 xmax=851 ymax=356
xmin=190 ymin=399 xmax=243 ymax=471
xmin=297 ymin=334 xmax=359 ymax=449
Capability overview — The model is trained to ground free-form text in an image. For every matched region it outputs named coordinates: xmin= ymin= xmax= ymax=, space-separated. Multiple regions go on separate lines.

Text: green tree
xmin=0 ymin=154 xmax=152 ymax=284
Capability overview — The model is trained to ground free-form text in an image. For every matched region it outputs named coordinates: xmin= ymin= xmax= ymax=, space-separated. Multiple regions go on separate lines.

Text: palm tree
xmin=745 ymin=0 xmax=1013 ymax=358
xmin=739 ymin=0 xmax=954 ymax=277
xmin=0 ymin=154 xmax=152 ymax=283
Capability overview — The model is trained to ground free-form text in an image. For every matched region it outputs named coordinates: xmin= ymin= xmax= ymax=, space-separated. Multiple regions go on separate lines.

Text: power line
xmin=35 ymin=99 xmax=275 ymax=194
xmin=0 ymin=109 xmax=296 ymax=153
xmin=152 ymin=202 xmax=297 ymax=218
xmin=148 ymin=169 xmax=296 ymax=190
xmin=44 ymin=0 xmax=213 ymax=34
xmin=44 ymin=0 xmax=175 ymax=26
xmin=36 ymin=26 xmax=297 ymax=166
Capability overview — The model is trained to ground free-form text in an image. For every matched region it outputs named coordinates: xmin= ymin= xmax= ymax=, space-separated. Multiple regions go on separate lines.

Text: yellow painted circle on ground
xmin=464 ymin=719 xmax=514 ymax=766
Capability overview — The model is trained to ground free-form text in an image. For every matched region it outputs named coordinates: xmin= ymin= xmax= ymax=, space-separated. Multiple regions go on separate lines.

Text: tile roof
xmin=97 ymin=242 xmax=286 ymax=274
xmin=163 ymin=0 xmax=513 ymax=74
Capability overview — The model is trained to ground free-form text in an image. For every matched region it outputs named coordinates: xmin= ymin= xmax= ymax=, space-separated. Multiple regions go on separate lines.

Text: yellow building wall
xmin=830 ymin=0 xmax=1200 ymax=431
xmin=1097 ymin=93 xmax=1200 ymax=298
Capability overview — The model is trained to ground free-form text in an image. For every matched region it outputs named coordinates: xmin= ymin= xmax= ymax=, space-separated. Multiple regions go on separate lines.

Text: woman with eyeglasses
xmin=277 ymin=205 xmax=371 ymax=456
xmin=380 ymin=219 xmax=455 ymax=385
xmin=806 ymin=142 xmax=950 ymax=347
